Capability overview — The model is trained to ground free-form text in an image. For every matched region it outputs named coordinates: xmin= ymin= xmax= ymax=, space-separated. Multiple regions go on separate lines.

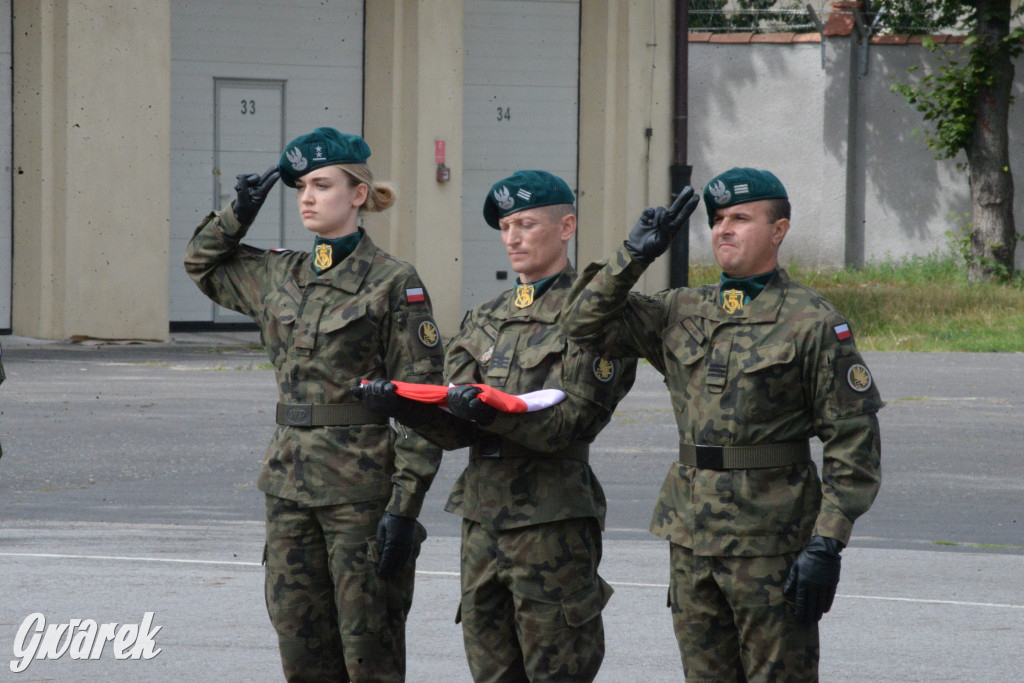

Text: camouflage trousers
xmin=457 ymin=517 xmax=613 ymax=683
xmin=668 ymin=543 xmax=819 ymax=682
xmin=264 ymin=494 xmax=423 ymax=683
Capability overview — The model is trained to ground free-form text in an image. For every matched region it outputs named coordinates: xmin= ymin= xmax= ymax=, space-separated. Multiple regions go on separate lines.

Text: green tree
xmin=884 ymin=0 xmax=1023 ymax=281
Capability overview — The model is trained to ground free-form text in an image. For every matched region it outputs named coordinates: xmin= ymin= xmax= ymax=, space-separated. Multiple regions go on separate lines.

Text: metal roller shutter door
xmin=462 ymin=0 xmax=580 ymax=312
xmin=169 ymin=0 xmax=364 ymax=325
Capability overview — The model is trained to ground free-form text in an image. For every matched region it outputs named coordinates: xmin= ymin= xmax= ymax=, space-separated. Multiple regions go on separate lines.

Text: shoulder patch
xmin=592 ymin=358 xmax=615 ymax=383
xmin=846 ymin=363 xmax=872 ymax=393
xmin=833 ymin=323 xmax=853 ymax=341
xmin=418 ymin=319 xmax=440 ymax=348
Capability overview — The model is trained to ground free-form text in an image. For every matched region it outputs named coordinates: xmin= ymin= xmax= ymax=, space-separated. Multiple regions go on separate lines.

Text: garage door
xmin=462 ymin=0 xmax=580 ymax=312
xmin=169 ymin=0 xmax=364 ymax=325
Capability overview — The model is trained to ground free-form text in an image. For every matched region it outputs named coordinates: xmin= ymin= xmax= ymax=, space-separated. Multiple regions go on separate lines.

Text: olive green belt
xmin=679 ymin=441 xmax=810 ymax=470
xmin=276 ymin=403 xmax=388 ymax=427
xmin=470 ymin=436 xmax=590 ymax=463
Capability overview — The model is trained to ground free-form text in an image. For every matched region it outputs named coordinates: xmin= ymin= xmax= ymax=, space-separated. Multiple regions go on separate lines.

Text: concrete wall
xmin=12 ymin=0 xmax=170 ymax=340
xmin=685 ymin=32 xmax=1023 ymax=271
xmin=7 ymin=2 xmax=1023 ymax=340
xmin=578 ymin=0 xmax=675 ymax=295
xmin=364 ymin=0 xmax=465 ymax=333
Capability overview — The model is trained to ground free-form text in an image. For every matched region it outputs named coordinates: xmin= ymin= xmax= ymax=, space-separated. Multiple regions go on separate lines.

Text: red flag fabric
xmin=360 ymin=380 xmax=565 ymax=413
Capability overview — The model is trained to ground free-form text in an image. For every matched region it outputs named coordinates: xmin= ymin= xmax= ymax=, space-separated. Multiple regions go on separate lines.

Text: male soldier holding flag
xmin=357 ymin=170 xmax=637 ymax=682
xmin=561 ymin=168 xmax=882 ymax=680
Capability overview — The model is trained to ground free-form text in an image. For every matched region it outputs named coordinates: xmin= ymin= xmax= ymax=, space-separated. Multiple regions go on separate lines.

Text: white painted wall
xmin=687 ymin=38 xmax=1023 ymax=270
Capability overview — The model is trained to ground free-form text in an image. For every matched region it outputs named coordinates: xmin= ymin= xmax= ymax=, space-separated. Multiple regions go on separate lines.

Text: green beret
xmin=483 ymin=170 xmax=575 ymax=229
xmin=702 ymin=167 xmax=788 ymax=226
xmin=278 ymin=128 xmax=371 ymax=187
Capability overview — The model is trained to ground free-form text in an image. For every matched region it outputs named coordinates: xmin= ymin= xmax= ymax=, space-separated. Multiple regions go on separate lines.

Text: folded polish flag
xmin=360 ymin=380 xmax=565 ymax=413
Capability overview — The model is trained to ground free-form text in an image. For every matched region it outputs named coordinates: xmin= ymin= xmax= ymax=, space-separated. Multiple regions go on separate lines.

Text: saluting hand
xmin=624 ymin=186 xmax=700 ymax=263
xmin=233 ymin=165 xmax=280 ymax=226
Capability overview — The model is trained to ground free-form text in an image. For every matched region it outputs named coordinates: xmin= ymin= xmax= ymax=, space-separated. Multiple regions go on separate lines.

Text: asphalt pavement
xmin=0 ymin=332 xmax=1022 ymax=682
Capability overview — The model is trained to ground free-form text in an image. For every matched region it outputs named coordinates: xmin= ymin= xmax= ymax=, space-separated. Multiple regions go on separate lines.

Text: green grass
xmin=689 ymin=253 xmax=1024 ymax=352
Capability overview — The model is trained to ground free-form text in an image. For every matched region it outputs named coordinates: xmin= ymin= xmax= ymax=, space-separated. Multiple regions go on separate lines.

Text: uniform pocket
xmin=515 ymin=335 xmax=564 ymax=370
xmin=560 ymin=577 xmax=613 ymax=628
xmin=664 ymin=318 xmax=707 ymax=368
xmin=737 ymin=339 xmax=802 ymax=421
xmin=319 ymin=300 xmax=372 ymax=335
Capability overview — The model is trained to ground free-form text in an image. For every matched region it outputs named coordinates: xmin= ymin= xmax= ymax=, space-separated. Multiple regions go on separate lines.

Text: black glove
xmin=783 ymin=536 xmax=844 ymax=625
xmin=351 ymin=379 xmax=433 ymax=427
xmin=446 ymin=385 xmax=497 ymax=425
xmin=232 ymin=165 xmax=280 ymax=226
xmin=376 ymin=512 xmax=417 ymax=579
xmin=624 ymin=185 xmax=700 ymax=263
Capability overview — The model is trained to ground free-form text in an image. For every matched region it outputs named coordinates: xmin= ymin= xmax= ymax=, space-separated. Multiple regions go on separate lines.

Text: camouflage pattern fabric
xmin=458 ymin=517 xmax=612 ymax=682
xmin=561 ymin=243 xmax=882 ymax=678
xmin=669 ymin=545 xmax=818 ymax=682
xmin=413 ymin=265 xmax=637 ymax=530
xmin=411 ymin=266 xmax=636 ymax=681
xmin=185 ymin=204 xmax=443 ymax=680
xmin=265 ymin=495 xmax=426 ymax=683
xmin=562 ymin=243 xmax=882 ymax=555
xmin=185 ymin=204 xmax=444 ymax=516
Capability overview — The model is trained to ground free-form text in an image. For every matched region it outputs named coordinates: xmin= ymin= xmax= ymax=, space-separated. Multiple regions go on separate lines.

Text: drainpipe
xmin=669 ymin=0 xmax=692 ymax=288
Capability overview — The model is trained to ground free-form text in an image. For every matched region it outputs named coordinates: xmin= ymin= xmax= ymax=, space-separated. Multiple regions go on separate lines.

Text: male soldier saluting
xmin=561 ymin=168 xmax=882 ymax=681
xmin=358 ymin=170 xmax=637 ymax=682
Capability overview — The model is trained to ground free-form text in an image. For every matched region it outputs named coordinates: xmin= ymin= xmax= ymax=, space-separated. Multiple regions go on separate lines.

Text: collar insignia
xmin=314 ymin=243 xmax=333 ymax=271
xmin=722 ymin=289 xmax=744 ymax=314
xmin=514 ymin=283 xmax=535 ymax=309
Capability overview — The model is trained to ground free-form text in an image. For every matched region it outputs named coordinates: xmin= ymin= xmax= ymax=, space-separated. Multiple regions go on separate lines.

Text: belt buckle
xmin=695 ymin=445 xmax=725 ymax=470
xmin=283 ymin=404 xmax=313 ymax=427
xmin=479 ymin=435 xmax=501 ymax=458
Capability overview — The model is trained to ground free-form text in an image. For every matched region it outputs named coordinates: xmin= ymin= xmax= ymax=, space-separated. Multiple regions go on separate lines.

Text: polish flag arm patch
xmin=405 ymin=287 xmax=425 ymax=303
xmin=834 ymin=323 xmax=852 ymax=341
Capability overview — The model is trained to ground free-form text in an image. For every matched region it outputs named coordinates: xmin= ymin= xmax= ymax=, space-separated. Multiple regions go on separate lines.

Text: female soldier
xmin=185 ymin=127 xmax=443 ymax=682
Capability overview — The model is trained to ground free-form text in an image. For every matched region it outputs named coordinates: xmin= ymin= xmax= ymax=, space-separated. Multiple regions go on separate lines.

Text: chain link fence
xmin=687 ymin=1 xmax=1004 ymax=35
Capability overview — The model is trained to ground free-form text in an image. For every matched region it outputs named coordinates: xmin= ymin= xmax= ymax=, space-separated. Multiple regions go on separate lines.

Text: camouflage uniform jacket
xmin=562 ymin=244 xmax=882 ymax=557
xmin=415 ymin=266 xmax=637 ymax=531
xmin=184 ymin=204 xmax=444 ymax=517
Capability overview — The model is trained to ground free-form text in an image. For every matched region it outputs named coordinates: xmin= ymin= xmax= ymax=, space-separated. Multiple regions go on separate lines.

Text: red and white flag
xmin=360 ymin=380 xmax=565 ymax=413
